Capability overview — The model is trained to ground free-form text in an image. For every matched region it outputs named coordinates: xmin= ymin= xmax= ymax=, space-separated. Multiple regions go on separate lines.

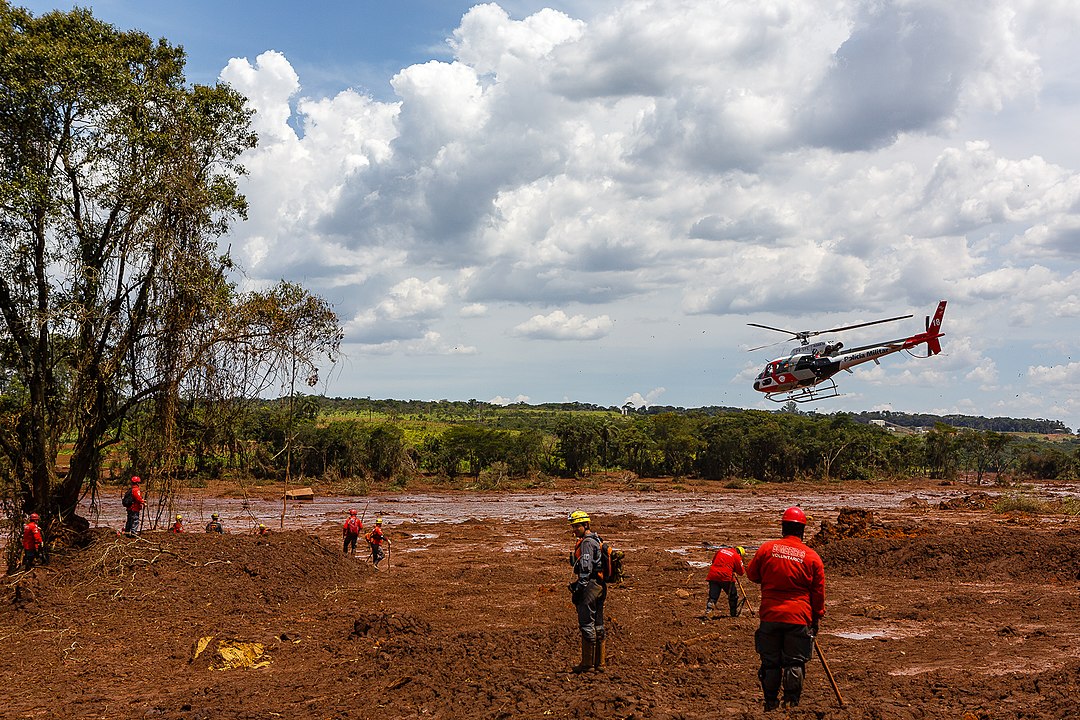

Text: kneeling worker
xmin=567 ymin=510 xmax=607 ymax=673
xmin=746 ymin=506 xmax=825 ymax=711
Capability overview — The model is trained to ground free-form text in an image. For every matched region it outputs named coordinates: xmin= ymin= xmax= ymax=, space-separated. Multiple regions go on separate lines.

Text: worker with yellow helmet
xmin=567 ymin=510 xmax=607 ymax=673
xmin=705 ymin=545 xmax=747 ymax=618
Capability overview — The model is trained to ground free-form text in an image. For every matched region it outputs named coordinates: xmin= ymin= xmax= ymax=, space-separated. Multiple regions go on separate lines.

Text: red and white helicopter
xmin=749 ymin=301 xmax=947 ymax=403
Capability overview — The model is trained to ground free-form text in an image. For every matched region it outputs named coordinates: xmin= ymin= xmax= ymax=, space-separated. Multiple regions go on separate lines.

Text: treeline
xmin=149 ymin=398 xmax=1080 ymax=486
xmin=318 ymin=397 xmax=1073 ymax=434
xmin=851 ymin=410 xmax=1070 ymax=434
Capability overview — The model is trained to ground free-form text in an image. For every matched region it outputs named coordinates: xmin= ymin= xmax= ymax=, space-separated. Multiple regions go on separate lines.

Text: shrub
xmin=993 ymin=493 xmax=1048 ymax=514
xmin=341 ymin=479 xmax=369 ymax=497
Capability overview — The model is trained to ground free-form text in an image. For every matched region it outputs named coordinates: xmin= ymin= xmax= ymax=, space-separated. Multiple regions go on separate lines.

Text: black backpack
xmin=122 ymin=488 xmax=134 ymax=509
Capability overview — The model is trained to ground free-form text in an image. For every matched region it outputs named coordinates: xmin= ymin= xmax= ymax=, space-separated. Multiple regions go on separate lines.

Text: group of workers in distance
xmin=567 ymin=504 xmax=825 ymax=712
xmin=120 ymin=475 xmax=267 ymax=538
xmin=341 ymin=509 xmax=391 ymax=567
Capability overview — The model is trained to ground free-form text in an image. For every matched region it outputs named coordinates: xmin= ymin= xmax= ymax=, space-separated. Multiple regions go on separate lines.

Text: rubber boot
xmin=593 ymin=636 xmax=606 ymax=672
xmin=572 ymin=636 xmax=595 ymax=674
xmin=782 ymin=665 xmax=804 ymax=707
xmin=760 ymin=667 xmax=781 ymax=711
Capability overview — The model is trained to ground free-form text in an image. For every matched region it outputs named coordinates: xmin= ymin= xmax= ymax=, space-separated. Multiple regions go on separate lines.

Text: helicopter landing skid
xmin=766 ymin=379 xmax=840 ymax=404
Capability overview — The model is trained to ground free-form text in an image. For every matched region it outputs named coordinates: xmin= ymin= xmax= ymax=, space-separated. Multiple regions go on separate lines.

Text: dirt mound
xmin=809 ymin=507 xmax=922 ymax=546
xmin=51 ymin=529 xmax=372 ymax=609
xmin=938 ymin=492 xmax=996 ymax=510
xmin=351 ymin=611 xmax=431 ymax=638
xmin=819 ymin=525 xmax=1080 ymax=581
xmin=900 ymin=495 xmax=930 ymax=508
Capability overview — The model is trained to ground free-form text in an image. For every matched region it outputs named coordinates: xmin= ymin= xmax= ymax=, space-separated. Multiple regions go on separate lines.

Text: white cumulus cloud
xmin=512 ymin=310 xmax=614 ymax=340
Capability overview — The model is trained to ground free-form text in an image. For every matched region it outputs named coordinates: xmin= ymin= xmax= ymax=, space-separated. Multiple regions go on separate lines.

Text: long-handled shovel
xmin=733 ymin=575 xmax=756 ymax=617
xmin=814 ymin=637 xmax=845 ymax=707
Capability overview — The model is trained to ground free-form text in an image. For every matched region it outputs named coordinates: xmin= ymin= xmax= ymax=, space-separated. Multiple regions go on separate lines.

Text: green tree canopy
xmin=0 ymin=4 xmax=341 ymax=525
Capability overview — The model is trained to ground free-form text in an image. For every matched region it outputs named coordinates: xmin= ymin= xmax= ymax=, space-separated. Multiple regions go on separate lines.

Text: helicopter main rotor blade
xmin=815 ymin=314 xmax=913 ymax=336
xmin=746 ymin=338 xmax=793 ymax=352
xmin=747 ymin=312 xmax=915 ymax=352
xmin=746 ymin=322 xmax=800 ymax=336
xmin=816 ymin=313 xmax=911 ymax=336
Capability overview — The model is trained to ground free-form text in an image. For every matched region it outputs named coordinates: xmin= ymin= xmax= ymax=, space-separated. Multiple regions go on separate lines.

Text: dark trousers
xmin=755 ymin=621 xmax=814 ymax=704
xmin=574 ymin=580 xmax=607 ymax=642
xmin=344 ymin=534 xmax=358 ymax=554
xmin=22 ymin=548 xmax=38 ymax=570
xmin=370 ymin=543 xmax=385 ymax=565
xmin=707 ymin=580 xmax=740 ymax=616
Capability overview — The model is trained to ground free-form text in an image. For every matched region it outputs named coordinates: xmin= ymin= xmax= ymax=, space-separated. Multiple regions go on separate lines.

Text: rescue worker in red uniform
xmin=123 ymin=476 xmax=145 ymax=537
xmin=567 ymin=510 xmax=607 ymax=673
xmin=746 ymin=506 xmax=826 ymax=711
xmin=342 ymin=509 xmax=363 ymax=555
xmin=256 ymin=524 xmax=269 ymax=536
xmin=705 ymin=545 xmax=746 ymax=618
xmin=170 ymin=514 xmax=185 ymax=533
xmin=366 ymin=518 xmax=390 ymax=566
xmin=22 ymin=513 xmax=44 ymax=570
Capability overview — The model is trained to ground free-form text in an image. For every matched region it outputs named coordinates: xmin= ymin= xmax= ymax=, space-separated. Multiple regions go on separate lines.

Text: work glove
xmin=810 ymin=619 xmax=820 ymax=638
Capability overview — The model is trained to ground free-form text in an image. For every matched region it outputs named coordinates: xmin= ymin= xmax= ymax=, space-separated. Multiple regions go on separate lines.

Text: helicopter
xmin=748 ymin=301 xmax=947 ymax=403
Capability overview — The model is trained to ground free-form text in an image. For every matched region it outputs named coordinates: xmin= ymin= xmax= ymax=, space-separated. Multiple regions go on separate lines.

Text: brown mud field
xmin=4 ymin=478 xmax=1080 ymax=720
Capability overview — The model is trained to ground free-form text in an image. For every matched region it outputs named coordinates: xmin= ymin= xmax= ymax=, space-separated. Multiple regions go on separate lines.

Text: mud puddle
xmin=79 ymin=485 xmax=1029 ymax=533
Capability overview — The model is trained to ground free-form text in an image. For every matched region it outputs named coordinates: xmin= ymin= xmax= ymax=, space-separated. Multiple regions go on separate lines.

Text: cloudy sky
xmin=27 ymin=1 xmax=1080 ymax=429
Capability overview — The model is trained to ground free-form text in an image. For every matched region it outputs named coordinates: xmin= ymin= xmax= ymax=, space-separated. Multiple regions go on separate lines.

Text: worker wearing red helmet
xmin=122 ymin=476 xmax=146 ymax=537
xmin=342 ymin=509 xmax=363 ymax=556
xmin=705 ymin=545 xmax=747 ymax=618
xmin=365 ymin=518 xmax=390 ymax=567
xmin=746 ymin=505 xmax=826 ymax=711
xmin=22 ymin=513 xmax=44 ymax=570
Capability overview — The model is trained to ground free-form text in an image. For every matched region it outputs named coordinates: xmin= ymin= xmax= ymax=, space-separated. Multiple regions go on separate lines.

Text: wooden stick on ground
xmin=814 ymin=638 xmax=845 ymax=707
xmin=733 ymin=575 xmax=756 ymax=617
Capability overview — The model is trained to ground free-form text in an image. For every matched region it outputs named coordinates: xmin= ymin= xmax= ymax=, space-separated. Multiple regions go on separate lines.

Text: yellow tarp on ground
xmin=192 ymin=636 xmax=271 ymax=670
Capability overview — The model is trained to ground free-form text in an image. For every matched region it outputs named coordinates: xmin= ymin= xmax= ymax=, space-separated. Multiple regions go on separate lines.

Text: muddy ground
xmin=3 ymin=478 xmax=1079 ymax=720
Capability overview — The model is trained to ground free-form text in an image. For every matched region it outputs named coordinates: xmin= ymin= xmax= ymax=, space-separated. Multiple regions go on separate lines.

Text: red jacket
xmin=129 ymin=486 xmax=145 ymax=512
xmin=343 ymin=517 xmax=362 ymax=537
xmin=746 ymin=535 xmax=825 ymax=625
xmin=367 ymin=526 xmax=385 ymax=546
xmin=706 ymin=547 xmax=745 ymax=582
xmin=22 ymin=522 xmax=43 ymax=551
xmin=170 ymin=521 xmax=184 ymax=534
